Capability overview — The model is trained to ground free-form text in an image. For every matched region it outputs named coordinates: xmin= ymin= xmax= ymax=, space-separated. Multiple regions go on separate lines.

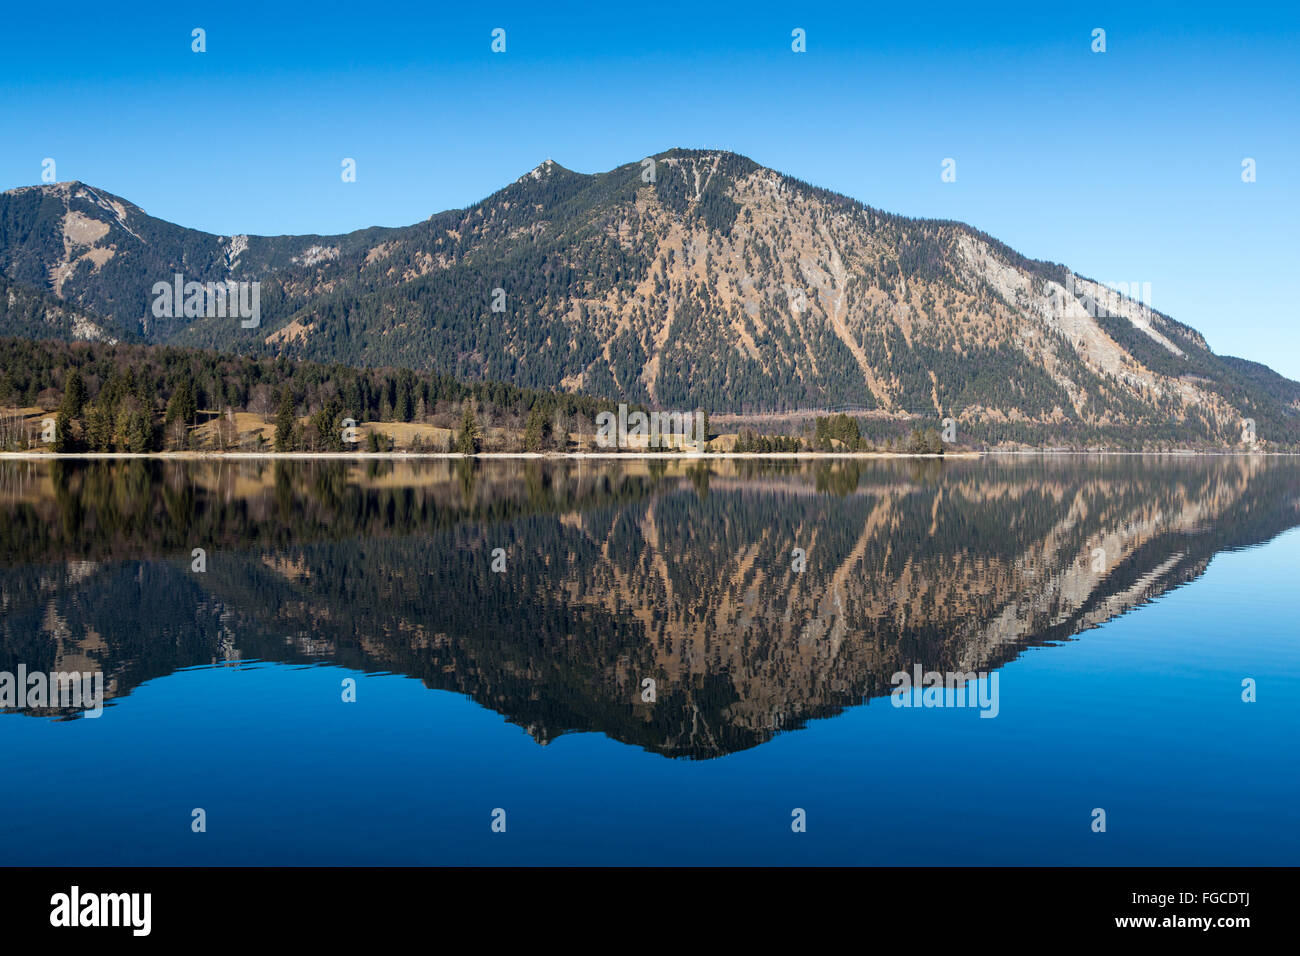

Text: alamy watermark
xmin=0 ymin=666 xmax=104 ymax=717
xmin=890 ymin=665 xmax=999 ymax=718
xmin=50 ymin=886 xmax=150 ymax=936
xmin=1063 ymin=273 xmax=1154 ymax=320
xmin=152 ymin=273 xmax=260 ymax=328
xmin=595 ymin=403 xmax=706 ymax=453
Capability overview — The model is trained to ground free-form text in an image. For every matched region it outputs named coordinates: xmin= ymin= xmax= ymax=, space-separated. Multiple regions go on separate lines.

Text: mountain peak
xmin=3 ymin=180 xmax=82 ymax=197
xmin=2 ymin=180 xmax=139 ymax=215
xmin=517 ymin=158 xmax=566 ymax=183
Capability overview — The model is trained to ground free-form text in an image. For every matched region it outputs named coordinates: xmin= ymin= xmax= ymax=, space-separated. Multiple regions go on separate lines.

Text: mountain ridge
xmin=2 ymin=149 xmax=1297 ymax=447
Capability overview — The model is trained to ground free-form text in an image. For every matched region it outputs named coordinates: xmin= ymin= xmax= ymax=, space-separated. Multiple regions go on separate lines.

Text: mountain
xmin=2 ymin=151 xmax=1298 ymax=447
xmin=0 ymin=272 xmax=118 ymax=343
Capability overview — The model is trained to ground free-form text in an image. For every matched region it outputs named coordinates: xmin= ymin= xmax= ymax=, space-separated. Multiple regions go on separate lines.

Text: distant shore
xmin=1 ymin=450 xmax=1292 ymax=460
xmin=0 ymin=450 xmax=975 ymax=460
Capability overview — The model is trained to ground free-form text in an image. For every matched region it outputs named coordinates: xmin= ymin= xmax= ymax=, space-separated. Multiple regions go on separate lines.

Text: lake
xmin=1 ymin=455 xmax=1296 ymax=865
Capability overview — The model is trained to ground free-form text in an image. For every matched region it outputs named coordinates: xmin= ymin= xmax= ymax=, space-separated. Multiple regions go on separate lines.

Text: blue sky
xmin=2 ymin=1 xmax=1297 ymax=377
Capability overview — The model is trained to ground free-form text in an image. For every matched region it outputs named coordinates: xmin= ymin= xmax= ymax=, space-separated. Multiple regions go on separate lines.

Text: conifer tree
xmin=456 ymin=403 xmax=480 ymax=455
xmin=275 ymin=391 xmax=296 ymax=451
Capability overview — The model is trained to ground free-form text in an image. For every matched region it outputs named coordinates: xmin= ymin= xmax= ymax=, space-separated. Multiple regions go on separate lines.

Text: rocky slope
xmin=2 ymin=151 xmax=1297 ymax=445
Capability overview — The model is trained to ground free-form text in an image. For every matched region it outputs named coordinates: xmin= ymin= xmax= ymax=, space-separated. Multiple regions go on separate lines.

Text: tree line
xmin=0 ymin=337 xmax=628 ymax=453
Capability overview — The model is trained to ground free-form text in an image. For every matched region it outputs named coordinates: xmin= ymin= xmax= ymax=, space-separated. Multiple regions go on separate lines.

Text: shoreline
xmin=0 ymin=450 xmax=1291 ymax=460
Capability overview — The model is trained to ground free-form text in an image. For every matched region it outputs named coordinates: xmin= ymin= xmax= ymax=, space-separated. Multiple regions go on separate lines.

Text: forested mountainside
xmin=0 ymin=337 xmax=628 ymax=454
xmin=2 ymin=150 xmax=1298 ymax=446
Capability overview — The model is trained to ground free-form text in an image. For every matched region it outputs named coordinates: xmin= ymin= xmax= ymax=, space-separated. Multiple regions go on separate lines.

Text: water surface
xmin=1 ymin=456 xmax=1296 ymax=864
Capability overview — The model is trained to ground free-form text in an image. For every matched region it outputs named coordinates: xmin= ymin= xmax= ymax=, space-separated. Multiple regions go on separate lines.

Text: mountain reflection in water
xmin=1 ymin=456 xmax=1297 ymax=759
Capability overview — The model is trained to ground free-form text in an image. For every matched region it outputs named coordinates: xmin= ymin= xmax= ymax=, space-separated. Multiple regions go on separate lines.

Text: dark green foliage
xmin=456 ymin=404 xmax=480 ymax=455
xmin=164 ymin=377 xmax=197 ymax=426
xmin=366 ymin=430 xmax=394 ymax=452
xmin=308 ymin=399 xmax=345 ymax=452
xmin=813 ymin=414 xmax=863 ymax=450
xmin=0 ymin=336 xmax=630 ymax=453
xmin=59 ymin=370 xmax=87 ymax=418
xmin=53 ymin=409 xmax=74 ymax=452
xmin=274 ymin=391 xmax=297 ymax=452
xmin=113 ymin=405 xmax=152 ymax=452
xmin=523 ymin=405 xmax=551 ymax=452
xmin=0 ymin=272 xmax=126 ymax=343
xmin=732 ymin=429 xmax=803 ymax=453
xmin=906 ymin=427 xmax=945 ymax=455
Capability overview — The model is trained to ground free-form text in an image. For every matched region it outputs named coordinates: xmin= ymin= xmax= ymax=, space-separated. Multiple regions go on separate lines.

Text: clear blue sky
xmin=3 ymin=1 xmax=1297 ymax=377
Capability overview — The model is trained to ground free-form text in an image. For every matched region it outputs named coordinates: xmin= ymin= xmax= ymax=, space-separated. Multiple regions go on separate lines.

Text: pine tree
xmin=86 ymin=404 xmax=114 ymax=451
xmin=456 ymin=404 xmax=480 ymax=455
xmin=275 ymin=392 xmax=296 ymax=452
xmin=60 ymin=370 xmax=87 ymax=419
xmin=523 ymin=405 xmax=549 ymax=452
xmin=126 ymin=409 xmax=152 ymax=452
xmin=309 ymin=400 xmax=344 ymax=451
xmin=53 ymin=409 xmax=74 ymax=452
xmin=114 ymin=406 xmax=152 ymax=452
xmin=165 ymin=378 xmax=197 ymax=427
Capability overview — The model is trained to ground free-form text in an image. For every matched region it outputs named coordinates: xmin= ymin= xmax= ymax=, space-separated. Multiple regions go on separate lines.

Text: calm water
xmin=0 ymin=456 xmax=1297 ymax=865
